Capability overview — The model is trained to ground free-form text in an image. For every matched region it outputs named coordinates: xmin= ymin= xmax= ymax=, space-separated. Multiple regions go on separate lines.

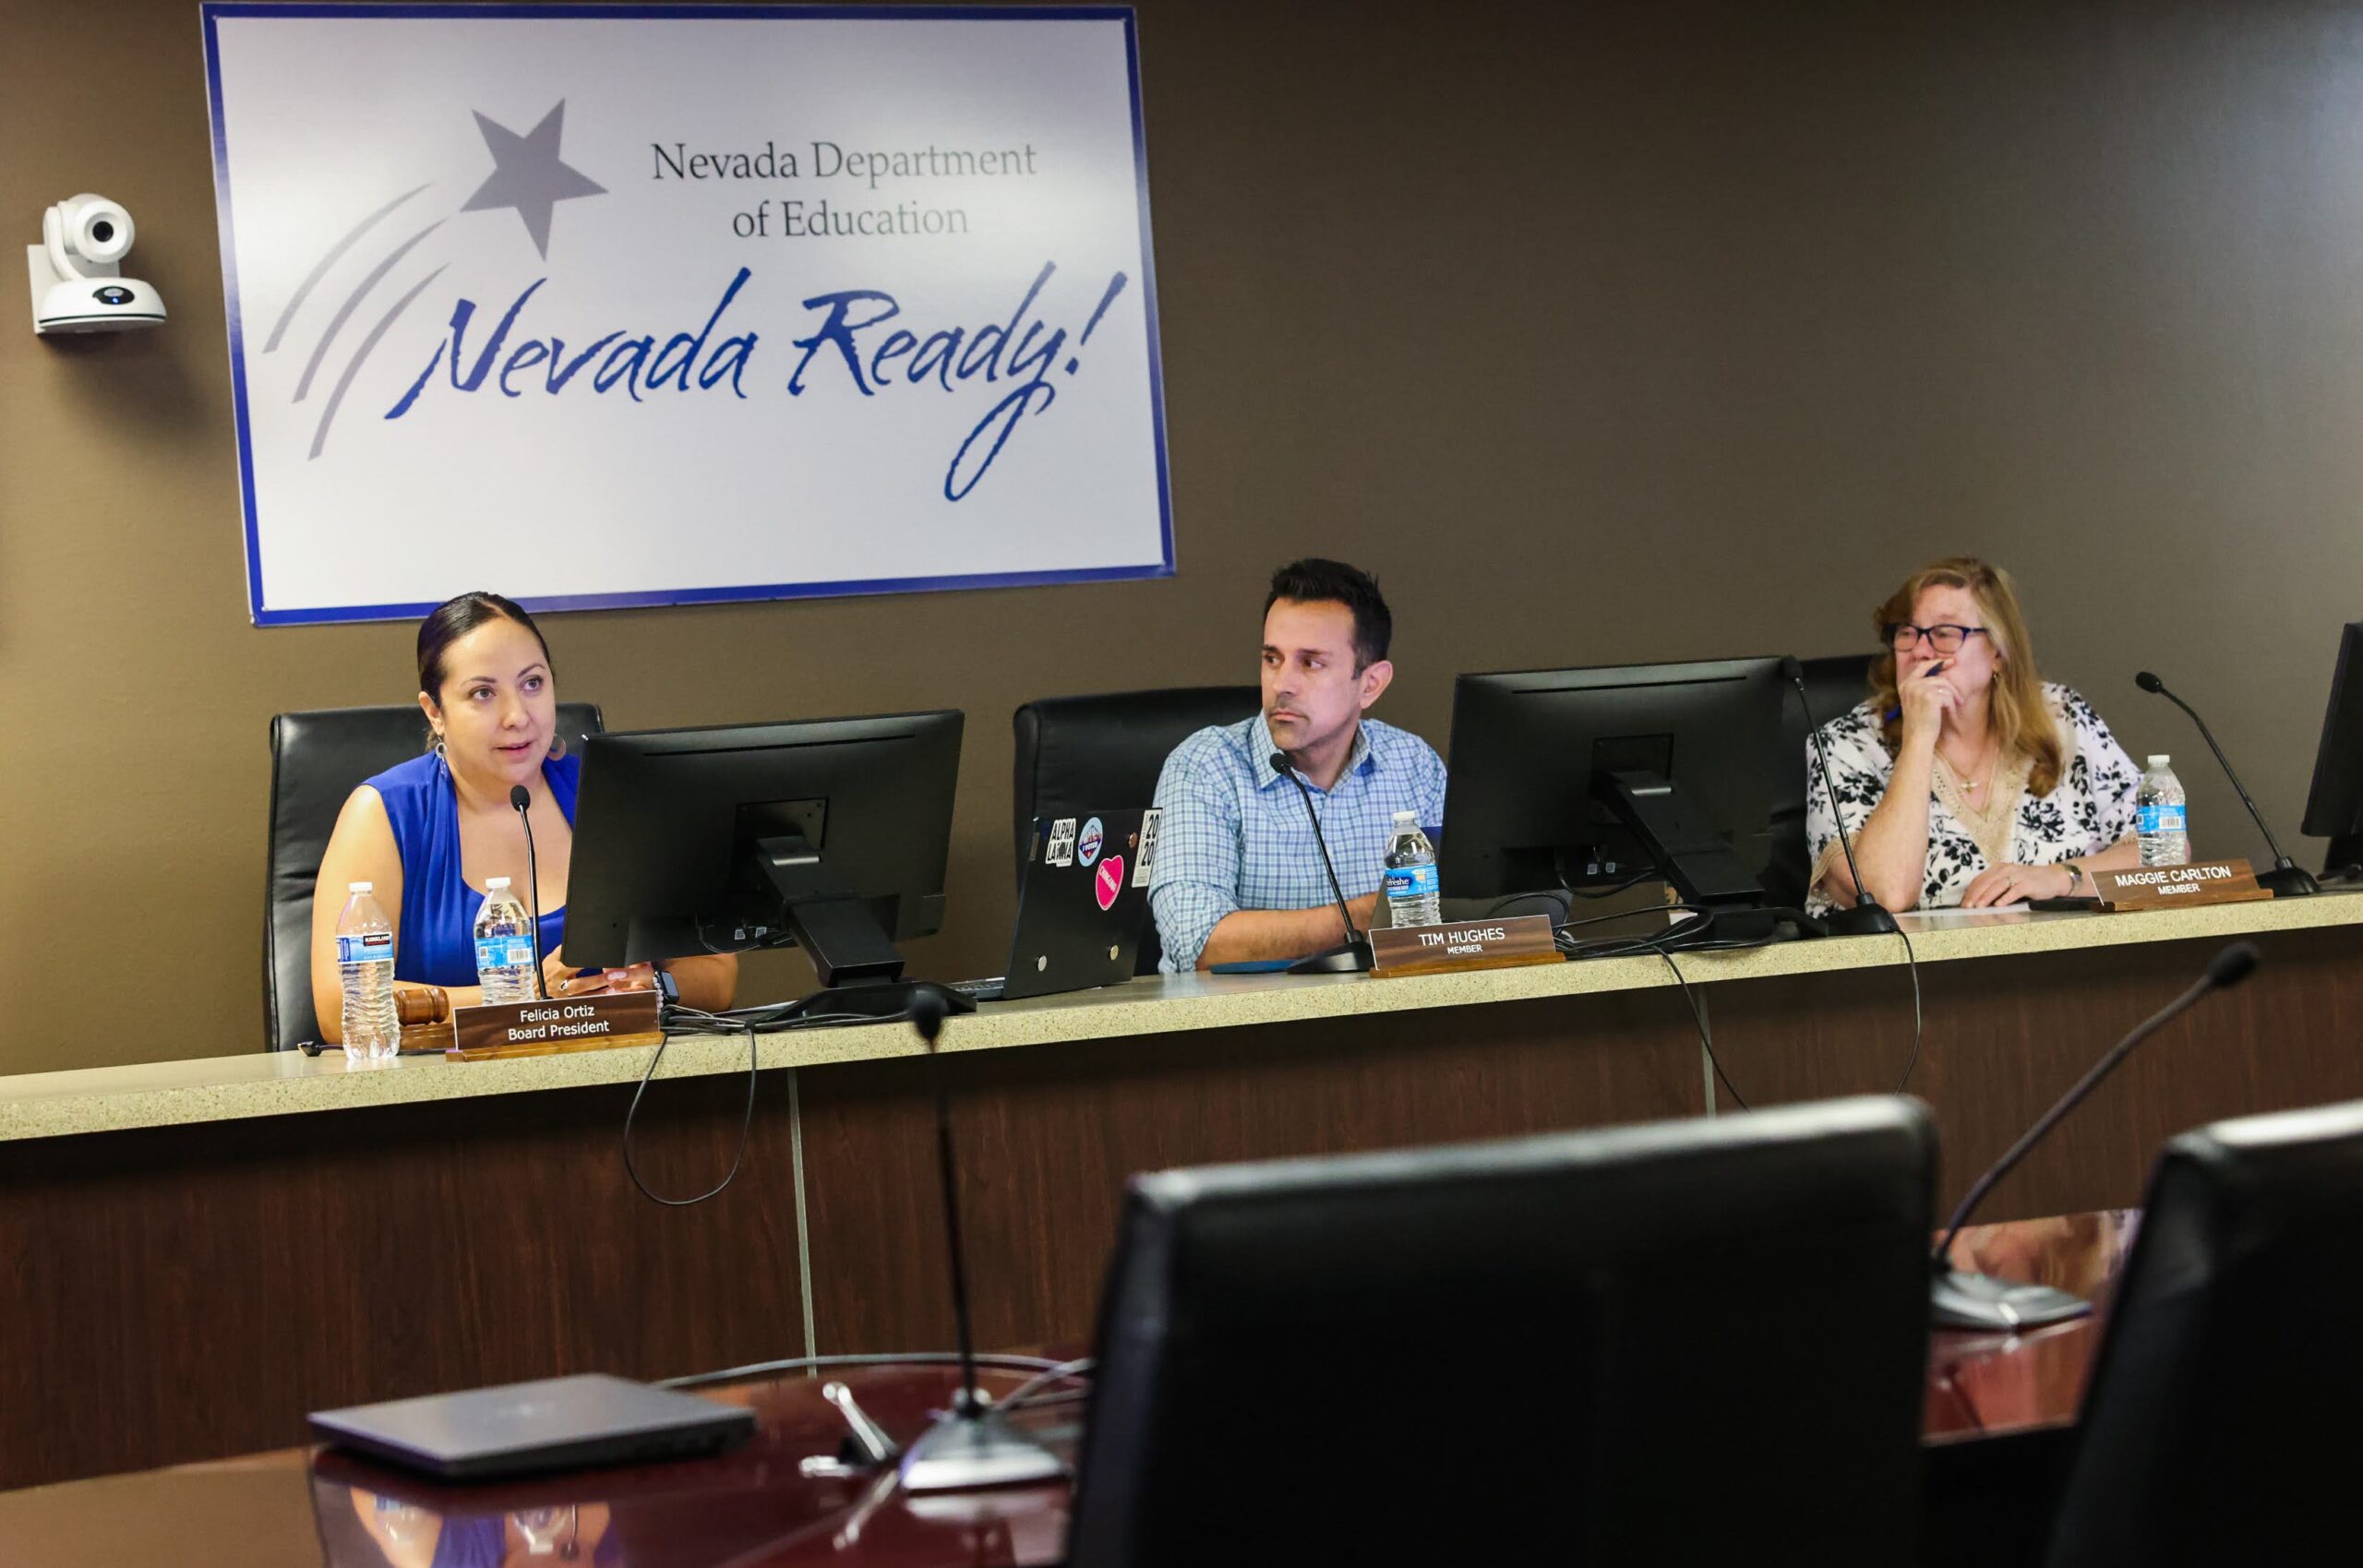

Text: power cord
xmin=1551 ymin=900 xmax=1776 ymax=1107
xmin=654 ymin=1350 xmax=1086 ymax=1393
xmin=995 ymin=1356 xmax=1097 ymax=1411
xmin=1552 ymin=887 xmax=1920 ymax=1101
xmin=1892 ymin=921 xmax=1925 ymax=1092
xmin=1554 ymin=902 xmax=1714 ymax=958
xmin=1548 ymin=901 xmax=1747 ymax=1103
xmin=1568 ymin=870 xmax=1657 ymax=900
xmin=622 ymin=1008 xmax=762 ymax=1207
xmin=1655 ymin=946 xmax=1749 ymax=1110
xmin=622 ymin=996 xmax=948 ymax=1207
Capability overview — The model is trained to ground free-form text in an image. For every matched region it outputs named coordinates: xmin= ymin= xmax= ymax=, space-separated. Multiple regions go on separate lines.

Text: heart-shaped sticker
xmin=1095 ymin=856 xmax=1125 ymax=911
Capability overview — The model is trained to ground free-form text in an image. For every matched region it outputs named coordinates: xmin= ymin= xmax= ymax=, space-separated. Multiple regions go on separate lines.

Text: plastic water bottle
xmin=336 ymin=882 xmax=400 ymax=1060
xmin=1383 ymin=811 xmax=1443 ymax=928
xmin=2136 ymin=754 xmax=2191 ymax=867
xmin=474 ymin=877 xmax=537 ymax=1005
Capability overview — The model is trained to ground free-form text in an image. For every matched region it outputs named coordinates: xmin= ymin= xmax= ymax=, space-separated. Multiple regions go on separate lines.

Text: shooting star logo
xmin=259 ymin=102 xmax=606 ymax=460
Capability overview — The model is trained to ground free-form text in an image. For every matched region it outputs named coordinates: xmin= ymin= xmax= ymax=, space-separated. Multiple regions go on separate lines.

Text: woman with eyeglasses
xmin=1805 ymin=557 xmax=2141 ymax=914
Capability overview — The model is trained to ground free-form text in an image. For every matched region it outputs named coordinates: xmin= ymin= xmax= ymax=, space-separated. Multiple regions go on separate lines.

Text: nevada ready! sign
xmin=202 ymin=4 xmax=1170 ymax=625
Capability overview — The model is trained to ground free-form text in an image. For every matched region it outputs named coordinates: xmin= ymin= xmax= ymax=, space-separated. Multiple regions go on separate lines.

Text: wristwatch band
xmin=2063 ymin=860 xmax=2085 ymax=892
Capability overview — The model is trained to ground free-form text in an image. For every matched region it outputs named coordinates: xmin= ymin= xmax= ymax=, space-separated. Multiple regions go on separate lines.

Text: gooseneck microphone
xmin=894 ymin=989 xmax=1066 ymax=1491
xmin=1783 ymin=656 xmax=1900 ymax=937
xmin=2133 ymin=671 xmax=2318 ymax=897
xmin=1270 ymin=751 xmax=1374 ymax=975
xmin=510 ymin=784 xmax=547 ymax=999
xmin=1930 ymin=940 xmax=2261 ymax=1331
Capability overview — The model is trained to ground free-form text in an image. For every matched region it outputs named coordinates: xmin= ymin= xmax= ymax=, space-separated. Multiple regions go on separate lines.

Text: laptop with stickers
xmin=960 ymin=808 xmax=1158 ymax=1003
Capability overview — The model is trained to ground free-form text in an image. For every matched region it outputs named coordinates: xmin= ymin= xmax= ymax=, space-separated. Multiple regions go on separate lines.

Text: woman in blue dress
xmin=309 ymin=592 xmax=737 ymax=1040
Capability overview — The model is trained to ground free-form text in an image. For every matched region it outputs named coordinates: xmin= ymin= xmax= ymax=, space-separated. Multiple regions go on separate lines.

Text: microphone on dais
xmin=1930 ymin=940 xmax=2261 ymax=1331
xmin=2134 ymin=671 xmax=2318 ymax=897
xmin=1270 ymin=751 xmax=1374 ymax=976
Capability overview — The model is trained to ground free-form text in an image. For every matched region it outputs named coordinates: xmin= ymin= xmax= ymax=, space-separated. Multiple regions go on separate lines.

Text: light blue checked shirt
xmin=1150 ymin=713 xmax=1448 ymax=973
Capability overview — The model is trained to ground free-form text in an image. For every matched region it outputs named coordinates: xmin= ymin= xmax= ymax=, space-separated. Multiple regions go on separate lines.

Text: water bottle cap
xmin=348 ymin=880 xmax=372 ymax=893
xmin=1393 ymin=810 xmax=1419 ymax=823
xmin=486 ymin=876 xmax=510 ymax=889
xmin=2147 ymin=754 xmax=2172 ymax=768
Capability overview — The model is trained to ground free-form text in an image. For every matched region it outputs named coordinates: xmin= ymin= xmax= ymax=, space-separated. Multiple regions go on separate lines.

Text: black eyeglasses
xmin=1884 ymin=622 xmax=1989 ymax=655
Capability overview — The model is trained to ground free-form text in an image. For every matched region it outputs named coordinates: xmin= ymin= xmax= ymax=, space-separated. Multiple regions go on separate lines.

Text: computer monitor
xmin=2046 ymin=1099 xmax=2363 ymax=1563
xmin=563 ymin=712 xmax=963 ymax=1004
xmin=2299 ymin=619 xmax=2363 ymax=872
xmin=1441 ymin=657 xmax=1791 ymax=924
xmin=1065 ymin=1095 xmax=1937 ymax=1566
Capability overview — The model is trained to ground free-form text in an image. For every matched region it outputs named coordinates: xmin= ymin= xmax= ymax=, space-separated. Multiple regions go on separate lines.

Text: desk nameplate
xmin=1371 ymin=914 xmax=1561 ymax=977
xmin=2092 ymin=858 xmax=2273 ymax=912
xmin=448 ymin=991 xmax=665 ymax=1061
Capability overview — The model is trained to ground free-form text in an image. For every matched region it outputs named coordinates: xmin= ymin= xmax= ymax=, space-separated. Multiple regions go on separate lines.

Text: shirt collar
xmin=1254 ymin=714 xmax=1376 ymax=792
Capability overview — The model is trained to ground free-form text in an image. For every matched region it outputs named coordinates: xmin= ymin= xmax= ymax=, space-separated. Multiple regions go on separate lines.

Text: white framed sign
xmin=201 ymin=4 xmax=1170 ymax=625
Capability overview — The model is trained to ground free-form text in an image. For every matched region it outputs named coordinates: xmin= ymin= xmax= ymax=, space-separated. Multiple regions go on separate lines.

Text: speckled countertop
xmin=6 ymin=892 xmax=2357 ymax=1143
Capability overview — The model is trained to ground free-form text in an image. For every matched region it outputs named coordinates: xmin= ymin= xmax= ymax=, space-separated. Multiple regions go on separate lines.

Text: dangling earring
xmin=433 ymin=732 xmax=447 ymax=763
xmin=547 ymin=731 xmax=568 ymax=761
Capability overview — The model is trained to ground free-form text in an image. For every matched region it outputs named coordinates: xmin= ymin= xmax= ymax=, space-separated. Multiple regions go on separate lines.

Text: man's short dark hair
xmin=1265 ymin=557 xmax=1392 ymax=671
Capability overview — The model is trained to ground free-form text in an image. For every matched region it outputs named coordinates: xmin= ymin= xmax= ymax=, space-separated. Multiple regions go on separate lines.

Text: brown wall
xmin=6 ymin=0 xmax=2360 ymax=1073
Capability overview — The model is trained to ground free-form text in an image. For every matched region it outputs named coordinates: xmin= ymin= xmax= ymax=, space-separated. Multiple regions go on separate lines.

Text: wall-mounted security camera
xmin=27 ymin=194 xmax=166 ymax=334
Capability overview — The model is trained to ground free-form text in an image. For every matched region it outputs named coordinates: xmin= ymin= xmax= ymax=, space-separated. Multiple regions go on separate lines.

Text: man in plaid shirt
xmin=1150 ymin=559 xmax=1447 ymax=972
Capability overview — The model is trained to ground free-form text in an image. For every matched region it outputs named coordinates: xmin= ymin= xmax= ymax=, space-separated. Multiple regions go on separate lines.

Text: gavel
xmin=396 ymin=986 xmax=450 ymax=1025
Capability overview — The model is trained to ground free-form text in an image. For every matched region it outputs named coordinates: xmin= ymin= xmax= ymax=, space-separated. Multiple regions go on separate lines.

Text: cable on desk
xmin=1550 ymin=888 xmax=1901 ymax=1105
xmin=1548 ymin=899 xmax=1775 ymax=1106
xmin=1567 ymin=870 xmax=1656 ymax=900
xmin=624 ymin=997 xmax=915 ymax=1207
xmin=1554 ymin=903 xmax=1714 ymax=959
xmin=1001 ymin=1386 xmax=1090 ymax=1415
xmin=995 ymin=1356 xmax=1096 ymax=1411
xmin=1655 ymin=946 xmax=1750 ymax=1111
xmin=623 ymin=1009 xmax=762 ymax=1207
xmin=1893 ymin=921 xmax=1925 ymax=1093
xmin=654 ymin=1350 xmax=1083 ymax=1392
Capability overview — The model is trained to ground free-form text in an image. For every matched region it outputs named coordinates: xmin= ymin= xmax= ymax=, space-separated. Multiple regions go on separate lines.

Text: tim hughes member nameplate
xmin=1370 ymin=915 xmax=1560 ymax=977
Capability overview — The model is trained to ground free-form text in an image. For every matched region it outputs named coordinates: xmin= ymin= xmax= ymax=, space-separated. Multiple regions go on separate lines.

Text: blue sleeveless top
xmin=364 ymin=750 xmax=579 ymax=987
xmin=429 ymin=1516 xmax=504 ymax=1568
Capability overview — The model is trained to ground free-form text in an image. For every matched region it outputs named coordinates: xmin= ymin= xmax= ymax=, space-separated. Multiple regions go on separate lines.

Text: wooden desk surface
xmin=3 ymin=900 xmax=2348 ymax=1490
xmin=0 ymin=1213 xmax=2122 ymax=1567
xmin=0 ymin=1361 xmax=1073 ymax=1568
xmin=5 ymin=891 xmax=2356 ymax=1143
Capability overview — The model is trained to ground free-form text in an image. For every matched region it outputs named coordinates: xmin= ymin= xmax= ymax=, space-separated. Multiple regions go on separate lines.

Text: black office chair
xmin=2043 ymin=1098 xmax=2363 ymax=1566
xmin=263 ymin=703 xmax=604 ymax=1051
xmin=1762 ymin=652 xmax=1877 ymax=908
xmin=1066 ymin=1095 xmax=1938 ymax=1566
xmin=1011 ymin=686 xmax=1258 ymax=973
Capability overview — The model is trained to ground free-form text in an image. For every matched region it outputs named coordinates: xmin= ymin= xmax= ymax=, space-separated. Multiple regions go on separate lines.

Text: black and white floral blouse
xmin=1805 ymin=683 xmax=2141 ymax=915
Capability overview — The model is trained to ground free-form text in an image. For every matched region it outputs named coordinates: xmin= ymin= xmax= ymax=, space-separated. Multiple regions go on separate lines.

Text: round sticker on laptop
xmin=1077 ymin=817 xmax=1104 ymax=868
xmin=1095 ymin=856 xmax=1125 ymax=911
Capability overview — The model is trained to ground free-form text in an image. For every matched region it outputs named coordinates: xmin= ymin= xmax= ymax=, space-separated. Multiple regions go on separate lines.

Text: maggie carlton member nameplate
xmin=2091 ymin=858 xmax=2272 ymax=912
xmin=449 ymin=990 xmax=665 ymax=1060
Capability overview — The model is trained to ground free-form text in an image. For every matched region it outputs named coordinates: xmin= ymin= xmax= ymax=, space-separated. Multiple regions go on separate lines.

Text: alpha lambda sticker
xmin=1043 ymin=818 xmax=1078 ymax=868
